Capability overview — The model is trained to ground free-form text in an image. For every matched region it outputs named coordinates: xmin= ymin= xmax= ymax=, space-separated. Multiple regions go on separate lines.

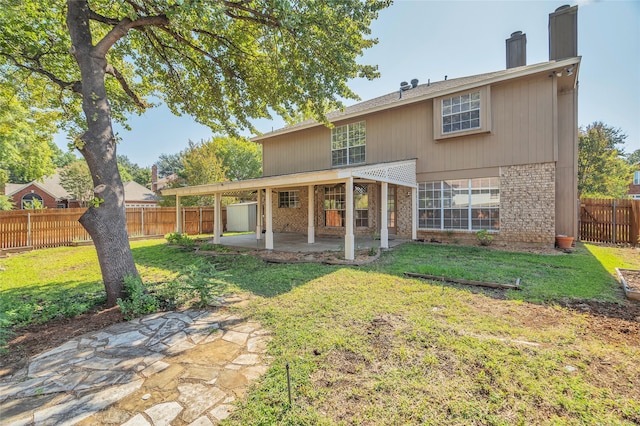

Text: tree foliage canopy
xmin=59 ymin=160 xmax=94 ymax=207
xmin=0 ymin=84 xmax=59 ymax=183
xmin=578 ymin=122 xmax=632 ymax=199
xmin=0 ymin=0 xmax=388 ymax=135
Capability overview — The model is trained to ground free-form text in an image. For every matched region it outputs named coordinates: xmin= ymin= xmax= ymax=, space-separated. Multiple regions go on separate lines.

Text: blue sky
xmin=54 ymin=0 xmax=640 ymax=167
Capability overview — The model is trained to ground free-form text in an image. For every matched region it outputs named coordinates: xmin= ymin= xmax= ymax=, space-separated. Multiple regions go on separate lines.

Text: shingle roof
xmin=5 ymin=173 xmax=71 ymax=199
xmin=123 ymin=181 xmax=158 ymax=202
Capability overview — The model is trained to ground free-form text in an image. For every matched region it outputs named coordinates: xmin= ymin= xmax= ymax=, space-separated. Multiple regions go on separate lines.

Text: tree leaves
xmin=578 ymin=122 xmax=632 ymax=199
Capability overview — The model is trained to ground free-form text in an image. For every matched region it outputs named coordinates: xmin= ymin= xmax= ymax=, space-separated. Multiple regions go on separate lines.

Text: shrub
xmin=174 ymin=258 xmax=224 ymax=307
xmin=165 ymin=232 xmax=195 ymax=248
xmin=476 ymin=229 xmax=493 ymax=246
xmin=117 ymin=275 xmax=159 ymax=320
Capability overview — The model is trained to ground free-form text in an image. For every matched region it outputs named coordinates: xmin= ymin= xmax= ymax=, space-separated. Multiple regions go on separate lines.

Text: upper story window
xmin=434 ymin=86 xmax=491 ymax=140
xmin=634 ymin=171 xmax=640 ymax=185
xmin=331 ymin=121 xmax=365 ymax=167
xmin=278 ymin=190 xmax=299 ymax=208
xmin=442 ymin=92 xmax=481 ymax=134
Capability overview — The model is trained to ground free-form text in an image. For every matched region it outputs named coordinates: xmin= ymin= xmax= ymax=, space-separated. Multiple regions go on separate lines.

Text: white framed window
xmin=434 ymin=86 xmax=491 ymax=140
xmin=442 ymin=91 xmax=481 ymax=134
xmin=418 ymin=178 xmax=500 ymax=231
xmin=278 ymin=191 xmax=299 ymax=208
xmin=634 ymin=171 xmax=640 ymax=185
xmin=331 ymin=121 xmax=366 ymax=167
xmin=355 ymin=184 xmax=369 ymax=227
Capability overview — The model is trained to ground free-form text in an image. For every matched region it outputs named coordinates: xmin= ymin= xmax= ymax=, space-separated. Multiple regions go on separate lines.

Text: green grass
xmin=1 ymin=239 xmax=637 ymax=423
xmin=367 ymin=243 xmax=623 ymax=303
xmin=0 ymin=240 xmax=629 ymax=328
xmin=228 ymin=267 xmax=639 ymax=425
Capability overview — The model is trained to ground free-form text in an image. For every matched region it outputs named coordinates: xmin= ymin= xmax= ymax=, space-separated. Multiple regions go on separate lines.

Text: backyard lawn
xmin=1 ymin=239 xmax=639 ymax=424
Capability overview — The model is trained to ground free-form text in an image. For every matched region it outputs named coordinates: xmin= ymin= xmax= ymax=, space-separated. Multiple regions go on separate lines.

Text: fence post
xmin=612 ymin=200 xmax=617 ymax=244
xmin=27 ymin=212 xmax=31 ymax=247
xmin=141 ymin=208 xmax=145 ymax=236
xmin=577 ymin=199 xmax=581 ymax=241
xmin=199 ymin=207 xmax=202 ymax=235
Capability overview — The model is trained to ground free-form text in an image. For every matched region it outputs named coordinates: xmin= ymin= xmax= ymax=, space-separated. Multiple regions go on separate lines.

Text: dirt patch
xmin=556 ymin=299 xmax=640 ymax=347
xmin=0 ymin=306 xmax=123 ymax=377
xmin=619 ymin=269 xmax=640 ymax=292
xmin=198 ymin=247 xmax=380 ymax=265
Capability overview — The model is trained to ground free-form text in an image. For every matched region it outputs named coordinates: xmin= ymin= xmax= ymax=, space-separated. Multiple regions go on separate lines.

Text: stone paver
xmin=0 ymin=294 xmax=270 ymax=425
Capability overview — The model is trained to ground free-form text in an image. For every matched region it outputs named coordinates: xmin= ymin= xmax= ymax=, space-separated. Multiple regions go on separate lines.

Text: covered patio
xmin=161 ymin=159 xmax=417 ymax=260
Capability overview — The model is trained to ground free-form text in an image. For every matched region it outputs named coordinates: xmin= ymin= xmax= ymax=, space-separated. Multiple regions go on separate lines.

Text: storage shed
xmin=226 ymin=202 xmax=257 ymax=232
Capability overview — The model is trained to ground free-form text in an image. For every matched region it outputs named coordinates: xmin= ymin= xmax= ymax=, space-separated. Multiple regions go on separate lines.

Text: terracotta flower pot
xmin=556 ymin=235 xmax=574 ymax=249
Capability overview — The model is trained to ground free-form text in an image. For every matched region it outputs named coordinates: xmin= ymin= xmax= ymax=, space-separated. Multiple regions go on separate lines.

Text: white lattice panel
xmin=352 ymin=160 xmax=416 ymax=187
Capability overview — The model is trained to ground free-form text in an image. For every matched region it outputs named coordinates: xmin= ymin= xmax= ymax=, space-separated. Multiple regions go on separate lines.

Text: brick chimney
xmin=506 ymin=31 xmax=527 ymax=69
xmin=549 ymin=4 xmax=578 ymax=61
xmin=152 ymin=164 xmax=158 ymax=192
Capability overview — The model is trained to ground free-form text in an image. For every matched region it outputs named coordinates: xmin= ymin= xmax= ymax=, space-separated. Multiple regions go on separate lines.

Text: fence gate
xmin=580 ymin=198 xmax=639 ymax=245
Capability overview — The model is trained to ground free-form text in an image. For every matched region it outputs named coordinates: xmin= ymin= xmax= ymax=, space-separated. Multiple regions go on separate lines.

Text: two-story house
xmin=164 ymin=5 xmax=580 ymax=260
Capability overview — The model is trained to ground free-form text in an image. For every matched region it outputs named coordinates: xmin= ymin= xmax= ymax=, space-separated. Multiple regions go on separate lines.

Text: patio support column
xmin=345 ymin=177 xmax=355 ymax=260
xmin=411 ymin=186 xmax=417 ymax=240
xmin=265 ymin=189 xmax=274 ymax=250
xmin=256 ymin=189 xmax=263 ymax=240
xmin=380 ymin=182 xmax=389 ymax=249
xmin=176 ymin=195 xmax=182 ymax=233
xmin=214 ymin=192 xmax=222 ymax=244
xmin=307 ymin=185 xmax=315 ymax=244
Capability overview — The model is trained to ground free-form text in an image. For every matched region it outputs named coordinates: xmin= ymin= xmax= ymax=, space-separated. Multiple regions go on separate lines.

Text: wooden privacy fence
xmin=0 ymin=207 xmax=223 ymax=250
xmin=580 ymin=198 xmax=640 ymax=245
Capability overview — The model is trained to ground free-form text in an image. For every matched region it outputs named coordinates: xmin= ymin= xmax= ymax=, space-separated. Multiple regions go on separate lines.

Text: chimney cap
xmin=510 ymin=31 xmax=523 ymax=37
xmin=555 ymin=4 xmax=571 ymax=12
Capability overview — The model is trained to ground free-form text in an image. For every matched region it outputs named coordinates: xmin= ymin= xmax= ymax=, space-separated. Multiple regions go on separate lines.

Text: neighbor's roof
xmin=123 ymin=181 xmax=158 ymax=202
xmin=253 ymin=57 xmax=581 ymax=141
xmin=5 ymin=173 xmax=71 ymax=200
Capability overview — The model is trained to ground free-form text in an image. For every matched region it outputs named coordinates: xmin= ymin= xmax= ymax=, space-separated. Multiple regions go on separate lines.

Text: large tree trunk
xmin=67 ymin=0 xmax=138 ymax=306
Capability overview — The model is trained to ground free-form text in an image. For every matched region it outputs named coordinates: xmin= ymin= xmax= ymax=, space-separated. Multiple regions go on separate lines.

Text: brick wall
xmin=499 ymin=162 xmax=556 ymax=243
xmin=8 ymin=185 xmax=59 ymax=209
xmin=272 ymin=187 xmax=310 ymax=233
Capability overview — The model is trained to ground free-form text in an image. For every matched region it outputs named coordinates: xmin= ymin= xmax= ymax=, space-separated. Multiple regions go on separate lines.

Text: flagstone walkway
xmin=0 ymin=295 xmax=271 ymax=426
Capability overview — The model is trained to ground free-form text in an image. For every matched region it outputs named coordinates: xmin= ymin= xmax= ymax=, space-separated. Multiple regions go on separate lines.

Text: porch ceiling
xmin=161 ymin=159 xmax=417 ymax=197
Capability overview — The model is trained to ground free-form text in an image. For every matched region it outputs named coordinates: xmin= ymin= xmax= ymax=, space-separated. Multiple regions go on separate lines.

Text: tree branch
xmin=0 ymin=52 xmax=82 ymax=94
xmin=88 ymin=10 xmax=120 ymax=25
xmin=221 ymin=1 xmax=281 ymax=27
xmin=94 ymin=14 xmax=169 ymax=57
xmin=105 ymin=64 xmax=146 ymax=109
xmin=158 ymin=27 xmax=242 ymax=80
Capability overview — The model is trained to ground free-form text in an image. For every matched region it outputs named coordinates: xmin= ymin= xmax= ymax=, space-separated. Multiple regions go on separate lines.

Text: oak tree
xmin=0 ymin=0 xmax=388 ymax=305
xmin=578 ymin=122 xmax=632 ymax=199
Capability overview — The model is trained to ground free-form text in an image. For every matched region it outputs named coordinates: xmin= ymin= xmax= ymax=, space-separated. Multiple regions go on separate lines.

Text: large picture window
xmin=418 ymin=178 xmax=499 ymax=231
xmin=331 ymin=121 xmax=366 ymax=167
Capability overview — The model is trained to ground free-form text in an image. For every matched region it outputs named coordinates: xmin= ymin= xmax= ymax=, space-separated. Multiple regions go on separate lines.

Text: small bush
xmin=165 ymin=232 xmax=195 ymax=248
xmin=476 ymin=229 xmax=493 ymax=246
xmin=117 ymin=275 xmax=159 ymax=320
xmin=173 ymin=258 xmax=224 ymax=307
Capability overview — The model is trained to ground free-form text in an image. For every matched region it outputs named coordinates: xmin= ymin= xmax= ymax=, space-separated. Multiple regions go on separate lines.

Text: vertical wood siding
xmin=262 ymin=74 xmax=556 ymax=177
